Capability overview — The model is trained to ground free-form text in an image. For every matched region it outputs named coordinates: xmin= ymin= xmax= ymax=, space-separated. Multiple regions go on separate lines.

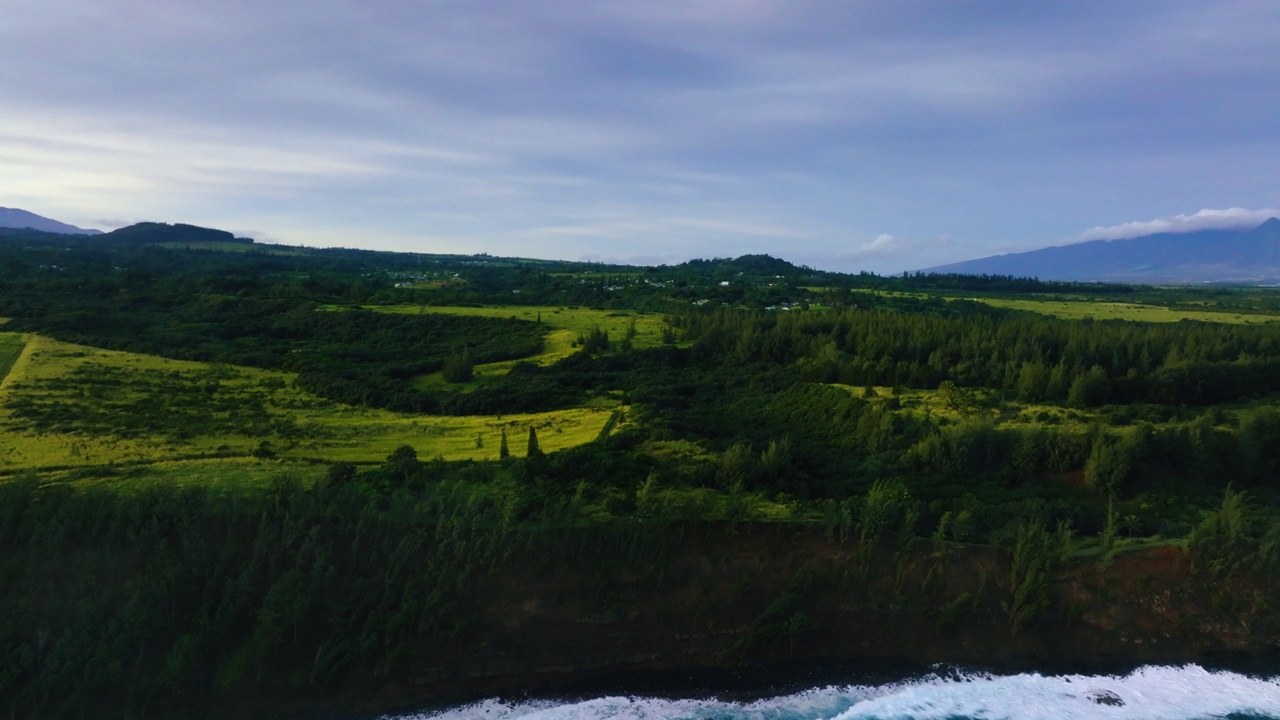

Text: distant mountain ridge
xmin=922 ymin=218 xmax=1280 ymax=283
xmin=0 ymin=207 xmax=101 ymax=235
xmin=0 ymin=213 xmax=254 ymax=244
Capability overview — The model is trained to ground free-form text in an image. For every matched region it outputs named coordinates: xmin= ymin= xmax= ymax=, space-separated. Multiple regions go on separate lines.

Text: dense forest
xmin=3 ymin=224 xmax=1280 ymax=718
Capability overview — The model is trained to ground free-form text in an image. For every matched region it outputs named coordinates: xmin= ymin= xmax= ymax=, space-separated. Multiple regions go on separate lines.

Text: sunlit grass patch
xmin=151 ymin=241 xmax=306 ymax=255
xmin=360 ymin=304 xmax=671 ymax=385
xmin=0 ymin=335 xmax=618 ymax=475
xmin=36 ymin=457 xmax=327 ymax=494
xmin=283 ymin=406 xmax=615 ymax=464
xmin=843 ymin=288 xmax=1280 ymax=324
xmin=975 ymin=297 xmax=1280 ymax=324
xmin=0 ymin=335 xmax=302 ymax=471
xmin=0 ymin=332 xmax=26 ymax=386
xmin=844 ymin=288 xmax=929 ymax=299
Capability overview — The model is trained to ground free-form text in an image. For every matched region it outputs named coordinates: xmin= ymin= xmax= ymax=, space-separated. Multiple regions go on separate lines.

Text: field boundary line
xmin=0 ymin=333 xmax=35 ymax=392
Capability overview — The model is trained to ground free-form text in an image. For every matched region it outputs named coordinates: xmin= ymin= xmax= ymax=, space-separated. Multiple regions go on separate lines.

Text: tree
xmin=499 ymin=428 xmax=510 ymax=459
xmin=1084 ymin=436 xmax=1129 ymax=496
xmin=387 ymin=445 xmax=423 ymax=482
xmin=526 ymin=426 xmax=542 ymax=458
xmin=442 ymin=347 xmax=474 ymax=383
xmin=578 ymin=327 xmax=610 ymax=354
xmin=716 ymin=442 xmax=756 ymax=490
xmin=1015 ymin=361 xmax=1047 ymax=402
xmin=324 ymin=461 xmax=356 ymax=488
xmin=1066 ymin=365 xmax=1110 ymax=408
xmin=938 ymin=380 xmax=975 ymax=413
xmin=759 ymin=435 xmax=794 ymax=485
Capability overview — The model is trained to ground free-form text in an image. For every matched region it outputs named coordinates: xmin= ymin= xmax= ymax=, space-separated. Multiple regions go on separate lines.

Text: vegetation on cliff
xmin=3 ymin=225 xmax=1280 ymax=717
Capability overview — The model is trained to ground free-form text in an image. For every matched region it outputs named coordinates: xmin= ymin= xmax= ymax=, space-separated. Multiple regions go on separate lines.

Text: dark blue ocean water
xmin=390 ymin=665 xmax=1280 ymax=720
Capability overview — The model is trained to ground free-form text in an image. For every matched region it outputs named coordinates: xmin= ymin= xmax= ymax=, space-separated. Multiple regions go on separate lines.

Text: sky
xmin=2 ymin=1 xmax=1279 ymax=273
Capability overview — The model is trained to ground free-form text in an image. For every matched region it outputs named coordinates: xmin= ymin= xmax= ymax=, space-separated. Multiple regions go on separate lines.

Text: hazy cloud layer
xmin=1077 ymin=208 xmax=1280 ymax=242
xmin=2 ymin=1 xmax=1279 ymax=272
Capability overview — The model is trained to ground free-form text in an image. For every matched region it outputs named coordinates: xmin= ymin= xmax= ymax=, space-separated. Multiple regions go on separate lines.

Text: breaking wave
xmin=392 ymin=664 xmax=1280 ymax=720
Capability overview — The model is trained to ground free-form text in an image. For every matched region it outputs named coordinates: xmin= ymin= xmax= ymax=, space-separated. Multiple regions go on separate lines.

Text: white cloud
xmin=846 ymin=233 xmax=901 ymax=258
xmin=1077 ymin=208 xmax=1280 ymax=242
xmin=5 ymin=3 xmax=1280 ymax=271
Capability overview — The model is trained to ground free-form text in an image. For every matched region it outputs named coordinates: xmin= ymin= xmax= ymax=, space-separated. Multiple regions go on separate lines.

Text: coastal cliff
xmin=217 ymin=524 xmax=1280 ymax=719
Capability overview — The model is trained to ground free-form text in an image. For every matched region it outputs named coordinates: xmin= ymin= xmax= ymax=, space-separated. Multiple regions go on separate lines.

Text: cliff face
xmin=217 ymin=524 xmax=1280 ymax=719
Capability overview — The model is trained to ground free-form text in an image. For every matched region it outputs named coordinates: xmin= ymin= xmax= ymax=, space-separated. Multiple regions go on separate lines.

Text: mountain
xmin=0 ymin=207 xmax=102 ymax=235
xmin=922 ymin=218 xmax=1280 ymax=283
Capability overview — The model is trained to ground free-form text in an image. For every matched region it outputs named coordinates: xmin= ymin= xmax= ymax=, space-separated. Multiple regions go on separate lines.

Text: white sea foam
xmin=391 ymin=665 xmax=1280 ymax=720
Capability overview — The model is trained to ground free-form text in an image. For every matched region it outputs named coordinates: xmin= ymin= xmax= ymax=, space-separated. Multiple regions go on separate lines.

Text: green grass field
xmin=152 ymin=241 xmax=307 ymax=255
xmin=354 ymin=304 xmax=672 ymax=388
xmin=0 ymin=333 xmax=26 ymax=387
xmin=40 ymin=457 xmax=331 ymax=494
xmin=844 ymin=288 xmax=1280 ymax=324
xmin=0 ymin=334 xmax=617 ymax=476
xmin=975 ymin=297 xmax=1280 ymax=324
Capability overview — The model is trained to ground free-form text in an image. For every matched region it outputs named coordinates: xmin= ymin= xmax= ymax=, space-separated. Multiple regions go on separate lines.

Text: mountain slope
xmin=0 ymin=207 xmax=101 ymax=235
xmin=923 ymin=218 xmax=1280 ymax=283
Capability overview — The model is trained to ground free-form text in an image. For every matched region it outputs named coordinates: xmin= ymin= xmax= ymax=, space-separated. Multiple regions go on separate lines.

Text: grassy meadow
xmin=151 ymin=240 xmax=308 ymax=255
xmin=354 ymin=304 xmax=672 ymax=388
xmin=976 ymin=297 xmax=1280 ymax=324
xmin=843 ymin=288 xmax=1280 ymax=324
xmin=0 ymin=333 xmax=616 ymax=481
xmin=0 ymin=332 xmax=25 ymax=386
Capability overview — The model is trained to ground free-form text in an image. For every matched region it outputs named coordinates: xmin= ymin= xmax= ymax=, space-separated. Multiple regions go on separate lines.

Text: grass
xmin=0 ymin=333 xmax=26 ymax=387
xmin=976 ymin=297 xmax=1280 ymax=324
xmin=0 ymin=334 xmax=618 ymax=475
xmin=351 ymin=304 xmax=672 ymax=387
xmin=844 ymin=288 xmax=1280 ymax=324
xmin=152 ymin=241 xmax=307 ymax=255
xmin=545 ymin=271 xmax=644 ymax=278
xmin=39 ymin=458 xmax=329 ymax=494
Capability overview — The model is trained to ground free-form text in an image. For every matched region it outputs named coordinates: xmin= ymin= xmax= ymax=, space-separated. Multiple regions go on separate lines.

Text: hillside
xmin=924 ymin=218 xmax=1280 ymax=283
xmin=104 ymin=221 xmax=251 ymax=245
xmin=5 ymin=221 xmax=1280 ymax=717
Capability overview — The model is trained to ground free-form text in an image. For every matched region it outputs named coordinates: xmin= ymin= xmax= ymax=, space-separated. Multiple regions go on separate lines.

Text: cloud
xmin=577 ymin=252 xmax=684 ymax=266
xmin=5 ymin=2 xmax=1280 ymax=273
xmin=1077 ymin=208 xmax=1280 ymax=242
xmin=234 ymin=229 xmax=289 ymax=244
xmin=847 ymin=233 xmax=901 ymax=258
xmin=817 ymin=233 xmax=965 ymax=273
xmin=89 ymin=218 xmax=135 ymax=230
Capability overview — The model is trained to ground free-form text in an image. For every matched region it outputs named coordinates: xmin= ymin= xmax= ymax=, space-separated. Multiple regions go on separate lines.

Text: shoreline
xmin=342 ymin=657 xmax=1280 ymax=720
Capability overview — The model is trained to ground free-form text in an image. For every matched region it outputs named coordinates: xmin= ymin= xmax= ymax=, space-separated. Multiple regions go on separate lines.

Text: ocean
xmin=389 ymin=665 xmax=1280 ymax=720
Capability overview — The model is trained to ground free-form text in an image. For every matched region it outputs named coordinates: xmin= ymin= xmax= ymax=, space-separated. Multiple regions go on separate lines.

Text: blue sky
xmin=2 ymin=1 xmax=1278 ymax=272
